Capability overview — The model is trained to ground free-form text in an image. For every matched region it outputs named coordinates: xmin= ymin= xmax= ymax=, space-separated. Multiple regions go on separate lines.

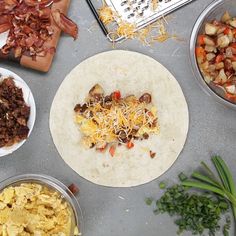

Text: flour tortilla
xmin=50 ymin=50 xmax=189 ymax=187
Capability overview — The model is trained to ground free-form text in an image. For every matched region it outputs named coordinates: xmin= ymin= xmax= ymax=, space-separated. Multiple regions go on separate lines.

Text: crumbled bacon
xmin=0 ymin=0 xmax=78 ymax=59
xmin=51 ymin=9 xmax=78 ymax=40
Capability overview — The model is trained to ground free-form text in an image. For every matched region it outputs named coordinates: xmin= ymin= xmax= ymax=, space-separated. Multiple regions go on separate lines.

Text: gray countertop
xmin=0 ymin=0 xmax=236 ymax=235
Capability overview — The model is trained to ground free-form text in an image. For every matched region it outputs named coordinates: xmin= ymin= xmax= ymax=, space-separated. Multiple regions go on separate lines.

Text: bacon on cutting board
xmin=52 ymin=9 xmax=78 ymax=40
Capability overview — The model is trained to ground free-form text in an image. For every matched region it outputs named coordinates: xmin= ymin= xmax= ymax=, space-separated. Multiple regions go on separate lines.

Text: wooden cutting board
xmin=0 ymin=0 xmax=71 ymax=72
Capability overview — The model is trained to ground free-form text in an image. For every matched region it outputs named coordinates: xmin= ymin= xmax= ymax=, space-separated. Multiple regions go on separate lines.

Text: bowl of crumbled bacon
xmin=0 ymin=68 xmax=36 ymax=157
xmin=0 ymin=0 xmax=78 ymax=72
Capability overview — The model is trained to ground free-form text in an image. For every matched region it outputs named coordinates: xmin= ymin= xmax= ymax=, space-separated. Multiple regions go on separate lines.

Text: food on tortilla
xmin=196 ymin=11 xmax=236 ymax=102
xmin=0 ymin=182 xmax=80 ymax=236
xmin=0 ymin=77 xmax=30 ymax=148
xmin=74 ymin=84 xmax=159 ymax=156
xmin=0 ymin=0 xmax=78 ymax=59
xmin=50 ymin=50 xmax=189 ymax=187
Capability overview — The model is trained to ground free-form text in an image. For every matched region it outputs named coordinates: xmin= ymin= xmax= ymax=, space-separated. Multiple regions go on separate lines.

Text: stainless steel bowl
xmin=0 ymin=174 xmax=83 ymax=235
xmin=190 ymin=0 xmax=236 ymax=109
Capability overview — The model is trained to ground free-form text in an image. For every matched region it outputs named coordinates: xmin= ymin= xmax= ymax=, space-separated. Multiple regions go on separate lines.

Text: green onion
xmin=152 ymin=184 xmax=228 ymax=235
xmin=178 ymin=172 xmax=188 ymax=182
xmin=182 ymin=156 xmax=236 ymax=235
xmin=145 ymin=197 xmax=153 ymax=206
xmin=159 ymin=181 xmax=166 ymax=189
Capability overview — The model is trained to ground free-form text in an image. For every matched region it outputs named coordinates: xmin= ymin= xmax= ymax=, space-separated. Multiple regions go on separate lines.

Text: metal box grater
xmin=86 ymin=0 xmax=195 ymax=42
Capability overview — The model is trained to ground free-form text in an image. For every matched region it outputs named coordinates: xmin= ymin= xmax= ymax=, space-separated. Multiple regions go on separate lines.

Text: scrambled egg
xmin=0 ymin=183 xmax=80 ymax=236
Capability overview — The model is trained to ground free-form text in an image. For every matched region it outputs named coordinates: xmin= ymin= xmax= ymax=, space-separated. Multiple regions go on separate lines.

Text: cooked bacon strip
xmin=0 ymin=15 xmax=11 ymax=33
xmin=0 ymin=23 xmax=11 ymax=34
xmin=52 ymin=9 xmax=78 ymax=40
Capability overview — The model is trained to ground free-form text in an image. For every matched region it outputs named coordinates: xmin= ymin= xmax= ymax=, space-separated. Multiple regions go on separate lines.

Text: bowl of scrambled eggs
xmin=0 ymin=174 xmax=82 ymax=236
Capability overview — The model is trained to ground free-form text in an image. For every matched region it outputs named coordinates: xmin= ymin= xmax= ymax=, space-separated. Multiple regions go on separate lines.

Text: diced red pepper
xmin=112 ymin=91 xmax=121 ymax=100
xmin=223 ymin=27 xmax=231 ymax=35
xmin=230 ymin=43 xmax=236 ymax=49
xmin=226 ymin=93 xmax=236 ymax=101
xmin=97 ymin=144 xmax=107 ymax=152
xmin=127 ymin=141 xmax=134 ymax=149
xmin=197 ymin=35 xmax=205 ymax=45
xmin=215 ymin=54 xmax=224 ymax=63
xmin=109 ymin=145 xmax=116 ymax=157
xmin=195 ymin=47 xmax=206 ymax=57
xmin=231 ymin=55 xmax=236 ymax=62
xmin=232 ymin=29 xmax=236 ymax=36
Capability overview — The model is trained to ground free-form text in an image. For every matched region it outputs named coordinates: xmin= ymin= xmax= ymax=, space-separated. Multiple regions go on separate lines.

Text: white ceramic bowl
xmin=0 ymin=68 xmax=36 ymax=157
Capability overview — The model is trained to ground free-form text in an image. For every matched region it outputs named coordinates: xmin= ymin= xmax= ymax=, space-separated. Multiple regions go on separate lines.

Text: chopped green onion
xmin=159 ymin=181 xmax=166 ymax=189
xmin=178 ymin=172 xmax=188 ymax=182
xmin=145 ymin=197 xmax=153 ymax=206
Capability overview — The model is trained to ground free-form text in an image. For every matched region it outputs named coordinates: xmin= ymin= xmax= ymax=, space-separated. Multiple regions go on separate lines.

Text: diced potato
xmin=225 ymin=85 xmax=236 ymax=94
xmin=217 ymin=27 xmax=226 ymax=35
xmin=232 ymin=61 xmax=236 ymax=71
xmin=229 ymin=19 xmax=236 ymax=28
xmin=206 ymin=53 xmax=216 ymax=61
xmin=215 ymin=62 xmax=224 ymax=70
xmin=205 ymin=23 xmax=219 ymax=35
xmin=217 ymin=35 xmax=230 ymax=48
xmin=215 ymin=69 xmax=227 ymax=83
xmin=205 ymin=45 xmax=216 ymax=52
xmin=204 ymin=36 xmax=215 ymax=46
xmin=201 ymin=61 xmax=209 ymax=70
xmin=227 ymin=30 xmax=234 ymax=42
xmin=221 ymin=11 xmax=231 ymax=23
xmin=89 ymin=84 xmax=104 ymax=97
xmin=204 ymin=75 xmax=214 ymax=83
xmin=225 ymin=59 xmax=233 ymax=71
xmin=225 ymin=47 xmax=233 ymax=58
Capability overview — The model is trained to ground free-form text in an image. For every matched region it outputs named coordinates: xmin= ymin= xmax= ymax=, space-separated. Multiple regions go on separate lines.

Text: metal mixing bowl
xmin=190 ymin=0 xmax=236 ymax=109
xmin=0 ymin=174 xmax=83 ymax=235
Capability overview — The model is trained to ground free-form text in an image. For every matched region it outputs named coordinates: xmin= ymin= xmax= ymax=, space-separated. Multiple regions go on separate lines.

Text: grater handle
xmin=85 ymin=0 xmax=109 ymax=37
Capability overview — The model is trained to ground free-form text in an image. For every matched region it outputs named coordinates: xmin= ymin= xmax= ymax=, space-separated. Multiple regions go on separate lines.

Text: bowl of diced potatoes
xmin=190 ymin=0 xmax=236 ymax=109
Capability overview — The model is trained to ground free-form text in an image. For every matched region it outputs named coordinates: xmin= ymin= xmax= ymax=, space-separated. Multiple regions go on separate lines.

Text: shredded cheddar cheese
xmin=97 ymin=2 xmax=175 ymax=45
xmin=74 ymin=86 xmax=159 ymax=150
xmin=98 ymin=5 xmax=115 ymax=25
